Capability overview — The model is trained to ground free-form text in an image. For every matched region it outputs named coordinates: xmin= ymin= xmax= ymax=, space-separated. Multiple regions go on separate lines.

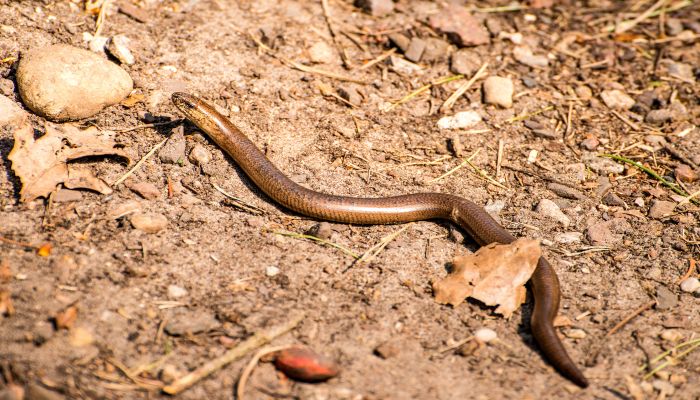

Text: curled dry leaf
xmin=273 ymin=345 xmax=340 ymax=382
xmin=54 ymin=305 xmax=78 ymax=330
xmin=8 ymin=119 xmax=129 ymax=202
xmin=433 ymin=238 xmax=541 ymax=318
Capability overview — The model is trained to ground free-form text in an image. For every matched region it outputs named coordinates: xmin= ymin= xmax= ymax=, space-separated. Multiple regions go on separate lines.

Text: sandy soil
xmin=1 ymin=1 xmax=699 ymax=399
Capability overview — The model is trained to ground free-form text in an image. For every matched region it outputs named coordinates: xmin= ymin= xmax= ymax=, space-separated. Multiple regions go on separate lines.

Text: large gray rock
xmin=17 ymin=44 xmax=133 ymax=121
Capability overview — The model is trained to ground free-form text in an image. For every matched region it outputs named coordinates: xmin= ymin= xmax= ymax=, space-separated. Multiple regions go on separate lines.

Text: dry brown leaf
xmin=433 ymin=238 xmax=541 ymax=318
xmin=54 ymin=305 xmax=78 ymax=330
xmin=8 ymin=121 xmax=129 ymax=202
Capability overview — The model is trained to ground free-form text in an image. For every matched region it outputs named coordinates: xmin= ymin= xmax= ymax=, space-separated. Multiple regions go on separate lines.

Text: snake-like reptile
xmin=172 ymin=92 xmax=589 ymax=387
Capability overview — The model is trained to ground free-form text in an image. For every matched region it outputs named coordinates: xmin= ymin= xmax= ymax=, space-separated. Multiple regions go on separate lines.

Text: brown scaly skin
xmin=172 ymin=92 xmax=589 ymax=387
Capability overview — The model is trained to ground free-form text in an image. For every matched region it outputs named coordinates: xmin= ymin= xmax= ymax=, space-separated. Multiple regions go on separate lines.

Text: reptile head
xmin=171 ymin=92 xmax=224 ymax=135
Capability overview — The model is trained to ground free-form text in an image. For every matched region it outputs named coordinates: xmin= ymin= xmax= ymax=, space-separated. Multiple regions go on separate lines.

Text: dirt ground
xmin=1 ymin=0 xmax=700 ymax=399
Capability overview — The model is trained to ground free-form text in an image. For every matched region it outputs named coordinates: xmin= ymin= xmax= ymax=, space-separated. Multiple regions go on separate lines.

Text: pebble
xmin=421 ymin=38 xmax=450 ymax=62
xmin=521 ymin=76 xmax=538 ymax=88
xmin=0 ymin=95 xmax=27 ymax=127
xmin=53 ymin=189 xmax=83 ymax=203
xmin=387 ymin=55 xmax=422 ymax=75
xmin=547 ymin=182 xmax=586 ymax=200
xmin=107 ymin=34 xmax=135 ymax=65
xmin=484 ymin=199 xmax=505 ymax=217
xmin=388 ymin=33 xmax=410 ymax=53
xmin=665 ymin=18 xmax=684 ymax=36
xmin=655 ymin=286 xmax=678 ymax=310
xmin=130 ymin=212 xmax=168 ymax=233
xmin=428 ymin=5 xmax=489 ymax=47
xmin=337 ymin=85 xmax=362 ymax=106
xmin=482 ymin=76 xmax=513 ymax=108
xmin=600 ymin=89 xmax=635 ymax=110
xmin=128 ymin=181 xmax=160 ymax=200
xmin=536 ymin=198 xmax=570 ymax=227
xmin=167 ymin=285 xmax=188 ymax=298
xmin=107 ymin=200 xmax=142 ymax=219
xmin=564 ymin=329 xmax=587 ymax=339
xmin=474 ymin=327 xmax=498 ymax=343
xmin=660 ymin=329 xmax=684 ymax=341
xmin=603 ymin=192 xmax=626 ymax=207
xmin=374 ymin=340 xmax=401 ymax=359
xmin=165 ymin=310 xmax=221 ymax=336
xmin=679 ymin=277 xmax=700 ymax=293
xmin=648 ymin=200 xmax=675 ymax=219
xmin=586 ymin=218 xmax=630 ymax=246
xmin=580 ymin=136 xmax=599 ymax=150
xmin=16 ymin=44 xmax=133 ymax=121
xmin=575 ymin=85 xmax=593 ymax=101
xmin=512 ymin=45 xmax=548 ymax=68
xmin=159 ymin=127 xmax=186 ymax=164
xmin=88 ymin=35 xmax=109 ymax=53
xmin=555 ymin=232 xmax=582 ymax=244
xmin=308 ymin=41 xmax=335 ymax=64
xmin=354 ymin=0 xmax=393 ymax=16
xmin=69 ymin=326 xmax=95 ymax=347
xmin=189 ymin=144 xmax=212 ymax=166
xmin=265 ymin=266 xmax=280 ymax=277
xmin=307 ymin=222 xmax=333 ymax=240
xmin=584 ymin=155 xmax=625 ymax=175
xmin=645 ymin=109 xmax=673 ymax=125
xmin=404 ymin=38 xmax=426 ymax=62
xmin=437 ymin=111 xmax=482 ymax=130
xmin=450 ymin=49 xmax=481 ymax=75
xmin=0 ymin=78 xmax=15 ymax=97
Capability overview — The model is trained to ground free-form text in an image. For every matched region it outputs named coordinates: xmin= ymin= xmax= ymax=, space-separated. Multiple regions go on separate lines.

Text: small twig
xmin=356 ymin=224 xmax=412 ymax=265
xmin=321 ymin=0 xmax=351 ymax=68
xmin=610 ymin=110 xmax=641 ymax=131
xmin=506 ymin=106 xmax=554 ymax=123
xmin=441 ymin=63 xmax=488 ymax=112
xmin=428 ymin=149 xmax=480 ymax=183
xmin=236 ymin=345 xmax=292 ymax=400
xmin=605 ymin=300 xmax=656 ymax=337
xmin=212 ymin=183 xmax=265 ymax=215
xmin=94 ymin=0 xmax=112 ymax=36
xmin=107 ymin=120 xmax=182 ymax=133
xmin=162 ymin=312 xmax=305 ymax=395
xmin=112 ymin=137 xmax=168 ymax=187
xmin=675 ymin=258 xmax=696 ymax=284
xmin=496 ymin=139 xmax=505 ymax=180
xmin=358 ymin=48 xmax=396 ymax=71
xmin=613 ymin=0 xmax=667 ymax=34
xmin=465 ymin=159 xmax=508 ymax=190
xmin=388 ymin=74 xmax=464 ymax=112
xmin=273 ymin=231 xmax=359 ymax=259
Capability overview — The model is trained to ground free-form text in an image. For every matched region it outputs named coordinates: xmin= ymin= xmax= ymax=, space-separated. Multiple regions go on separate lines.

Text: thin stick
xmin=429 ymin=149 xmax=480 ymax=183
xmin=610 ymin=110 xmax=641 ymax=130
xmin=0 ymin=235 xmax=37 ymax=250
xmin=496 ymin=139 xmax=505 ymax=180
xmin=358 ymin=48 xmax=396 ymax=71
xmin=605 ymin=300 xmax=655 ymax=337
xmin=236 ymin=345 xmax=292 ymax=400
xmin=94 ymin=0 xmax=112 ymax=36
xmin=162 ymin=312 xmax=305 ymax=395
xmin=356 ymin=224 xmax=411 ymax=265
xmin=506 ymin=106 xmax=554 ymax=123
xmin=273 ymin=231 xmax=359 ymax=259
xmin=441 ymin=63 xmax=488 ymax=112
xmin=107 ymin=120 xmax=182 ymax=133
xmin=388 ymin=74 xmax=464 ymax=112
xmin=212 ymin=183 xmax=265 ymax=215
xmin=112 ymin=137 xmax=168 ymax=187
xmin=613 ymin=0 xmax=667 ymax=34
xmin=675 ymin=258 xmax=696 ymax=284
xmin=321 ymin=0 xmax=351 ymax=68
xmin=465 ymin=159 xmax=508 ymax=189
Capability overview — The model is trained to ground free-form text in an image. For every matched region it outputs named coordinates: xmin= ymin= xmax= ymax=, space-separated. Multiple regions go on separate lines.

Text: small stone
xmin=450 ymin=49 xmax=481 ymax=75
xmin=564 ymin=328 xmax=587 ymax=339
xmin=680 ymin=277 xmax=700 ymax=293
xmin=387 ymin=55 xmax=422 ymax=75
xmin=547 ymin=182 xmax=586 ymax=200
xmin=69 ymin=326 xmax=95 ymax=347
xmin=404 ymin=38 xmax=426 ymax=62
xmin=669 ymin=374 xmax=687 ymax=385
xmin=128 ymin=181 xmax=160 ymax=200
xmin=307 ymin=222 xmax=332 ymax=240
xmin=16 ymin=44 xmax=133 ymax=121
xmin=482 ymin=76 xmax=513 ymax=108
xmin=437 ymin=111 xmax=482 ymax=130
xmin=107 ymin=34 xmax=135 ymax=65
xmin=374 ymin=340 xmax=401 ymax=359
xmin=189 ymin=144 xmax=212 ymax=166
xmin=652 ymin=379 xmax=675 ymax=395
xmin=648 ymin=200 xmax=675 ymax=219
xmin=665 ymin=18 xmax=683 ymax=36
xmin=555 ymin=232 xmax=582 ymax=244
xmin=600 ymin=89 xmax=635 ymax=110
xmin=660 ymin=329 xmax=684 ymax=341
xmin=655 ymin=286 xmax=678 ymax=310
xmin=536 ymin=198 xmax=570 ymax=227
xmin=634 ymin=197 xmax=645 ymax=207
xmin=645 ymin=109 xmax=673 ymax=125
xmin=167 ymin=284 xmax=188 ymax=299
xmin=663 ymin=61 xmax=694 ymax=81
xmin=165 ymin=310 xmax=221 ymax=336
xmin=521 ymin=76 xmax=538 ymax=88
xmin=575 ymin=85 xmax=593 ymax=101
xmin=421 ymin=38 xmax=450 ymax=62
xmin=118 ymin=2 xmax=150 ymax=23
xmin=159 ymin=127 xmax=186 ymax=164
xmin=337 ymin=85 xmax=362 ymax=106
xmin=474 ymin=327 xmax=498 ymax=343
xmin=565 ymin=163 xmax=587 ymax=183
xmin=265 ymin=266 xmax=280 ymax=277
xmin=428 ymin=5 xmax=489 ymax=47
xmin=308 ymin=41 xmax=335 ymax=64
xmin=130 ymin=212 xmax=168 ymax=233
xmin=603 ymin=192 xmax=626 ymax=207
xmin=586 ymin=218 xmax=630 ymax=246
xmin=584 ymin=155 xmax=625 ymax=175
xmin=354 ymin=0 xmax=394 ymax=16
xmin=88 ymin=35 xmax=109 ymax=53
xmin=159 ymin=364 xmax=183 ymax=383
xmin=53 ymin=189 xmax=83 ymax=203
xmin=484 ymin=199 xmax=505 ymax=218
xmin=485 ymin=18 xmax=502 ymax=36
xmin=388 ymin=33 xmax=410 ymax=53
xmin=108 ymin=200 xmax=142 ymax=219
xmin=674 ymin=164 xmax=697 ymax=183
xmin=512 ymin=45 xmax=548 ymax=68
xmin=0 ymin=78 xmax=15 ymax=97
xmin=580 ymin=136 xmax=599 ymax=150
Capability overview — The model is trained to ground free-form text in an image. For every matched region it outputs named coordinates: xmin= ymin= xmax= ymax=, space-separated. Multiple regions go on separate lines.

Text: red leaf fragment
xmin=273 ymin=345 xmax=339 ymax=382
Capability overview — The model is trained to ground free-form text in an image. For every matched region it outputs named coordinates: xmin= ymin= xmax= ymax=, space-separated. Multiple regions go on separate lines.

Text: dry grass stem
xmin=236 ymin=345 xmax=292 ymax=400
xmin=429 ymin=149 xmax=480 ymax=184
xmin=273 ymin=231 xmax=359 ymax=259
xmin=356 ymin=224 xmax=412 ymax=265
xmin=605 ymin=300 xmax=655 ymax=337
xmin=358 ymin=48 xmax=396 ymax=70
xmin=112 ymin=137 xmax=168 ymax=187
xmin=212 ymin=183 xmax=265 ymax=214
xmin=441 ymin=62 xmax=488 ymax=112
